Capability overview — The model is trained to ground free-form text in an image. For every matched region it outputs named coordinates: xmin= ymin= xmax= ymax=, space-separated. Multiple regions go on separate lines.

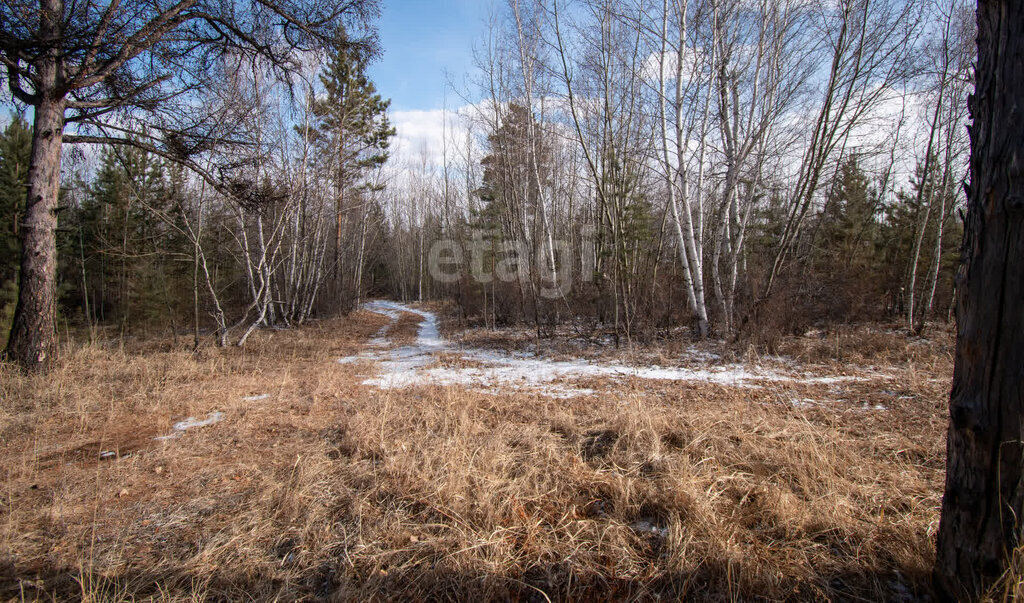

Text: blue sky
xmin=369 ymin=0 xmax=492 ymax=112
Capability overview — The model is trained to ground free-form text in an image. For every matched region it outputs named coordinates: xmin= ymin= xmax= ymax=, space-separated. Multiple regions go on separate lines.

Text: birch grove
xmin=410 ymin=0 xmax=972 ymax=343
xmin=0 ymin=0 xmax=974 ymax=352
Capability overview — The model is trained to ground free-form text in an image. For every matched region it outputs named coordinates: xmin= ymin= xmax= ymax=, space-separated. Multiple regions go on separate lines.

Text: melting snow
xmin=243 ymin=393 xmax=271 ymax=402
xmin=629 ymin=520 xmax=670 ymax=539
xmin=361 ymin=301 xmax=402 ymax=320
xmin=861 ymin=402 xmax=889 ymax=411
xmin=338 ymin=301 xmax=880 ymax=401
xmin=155 ymin=411 xmax=225 ymax=440
xmin=363 ymin=300 xmax=444 ymax=349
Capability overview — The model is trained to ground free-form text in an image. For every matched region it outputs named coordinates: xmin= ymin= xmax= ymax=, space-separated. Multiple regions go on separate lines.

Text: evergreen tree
xmin=879 ymin=152 xmax=961 ymax=319
xmin=602 ymin=148 xmax=652 ymax=270
xmin=313 ymin=39 xmax=395 ymax=179
xmin=478 ymin=103 xmax=549 ymax=235
xmin=816 ymin=155 xmax=881 ymax=272
xmin=474 ymin=103 xmax=555 ymax=323
xmin=0 ymin=116 xmax=32 ymax=332
xmin=77 ymin=144 xmax=181 ymax=331
xmin=800 ymin=156 xmax=885 ymax=321
xmin=310 ymin=32 xmax=395 ymax=303
xmin=600 ymin=147 xmax=653 ymax=336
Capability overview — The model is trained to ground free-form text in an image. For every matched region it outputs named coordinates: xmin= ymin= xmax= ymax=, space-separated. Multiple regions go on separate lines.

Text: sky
xmin=367 ymin=0 xmax=493 ymax=170
xmin=369 ymin=0 xmax=491 ymax=113
xmin=2 ymin=0 xmax=490 ymax=174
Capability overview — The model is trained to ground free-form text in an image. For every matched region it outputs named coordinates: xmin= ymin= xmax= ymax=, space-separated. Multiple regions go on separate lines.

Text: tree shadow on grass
xmin=1 ymin=557 xmax=934 ymax=601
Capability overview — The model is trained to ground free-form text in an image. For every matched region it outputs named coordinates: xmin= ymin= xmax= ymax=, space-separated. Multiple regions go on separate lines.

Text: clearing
xmin=0 ymin=301 xmax=951 ymax=600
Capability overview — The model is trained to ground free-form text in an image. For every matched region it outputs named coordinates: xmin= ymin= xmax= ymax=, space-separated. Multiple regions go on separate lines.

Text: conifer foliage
xmin=309 ymin=36 xmax=395 ymax=305
xmin=0 ymin=117 xmax=31 ymax=329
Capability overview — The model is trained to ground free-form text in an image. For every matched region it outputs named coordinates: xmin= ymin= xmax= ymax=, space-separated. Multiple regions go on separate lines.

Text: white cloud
xmin=386 ymin=102 xmax=495 ymax=178
xmin=388 ymin=108 xmax=464 ymax=170
xmin=641 ymin=46 xmax=708 ymax=84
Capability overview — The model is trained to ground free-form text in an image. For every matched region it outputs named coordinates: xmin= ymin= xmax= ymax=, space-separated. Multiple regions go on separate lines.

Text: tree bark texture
xmin=934 ymin=0 xmax=1024 ymax=597
xmin=5 ymin=31 xmax=66 ymax=372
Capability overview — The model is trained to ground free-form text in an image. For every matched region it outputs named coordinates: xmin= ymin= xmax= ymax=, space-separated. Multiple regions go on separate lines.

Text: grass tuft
xmin=0 ymin=312 xmax=951 ymax=600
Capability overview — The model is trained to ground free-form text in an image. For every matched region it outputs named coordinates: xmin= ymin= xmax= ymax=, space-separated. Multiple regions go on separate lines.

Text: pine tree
xmin=0 ymin=116 xmax=32 ymax=332
xmin=797 ymin=156 xmax=885 ymax=321
xmin=311 ymin=33 xmax=395 ymax=304
xmin=314 ymin=39 xmax=395 ymax=177
xmin=877 ymin=153 xmax=961 ymax=320
xmin=817 ymin=156 xmax=881 ymax=273
xmin=475 ymin=103 xmax=554 ymax=323
xmin=77 ymin=144 xmax=178 ymax=331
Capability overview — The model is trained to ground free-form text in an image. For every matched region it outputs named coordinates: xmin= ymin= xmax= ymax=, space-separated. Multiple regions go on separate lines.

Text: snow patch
xmin=681 ymin=346 xmax=722 ymax=363
xmin=629 ymin=520 xmax=669 ymax=539
xmin=155 ymin=411 xmax=224 ymax=441
xmin=341 ymin=301 xmax=880 ymax=400
xmin=362 ymin=300 xmax=403 ymax=320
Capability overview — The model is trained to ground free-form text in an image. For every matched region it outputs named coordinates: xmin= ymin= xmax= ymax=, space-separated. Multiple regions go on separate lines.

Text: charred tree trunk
xmin=5 ymin=15 xmax=66 ymax=372
xmin=934 ymin=0 xmax=1024 ymax=597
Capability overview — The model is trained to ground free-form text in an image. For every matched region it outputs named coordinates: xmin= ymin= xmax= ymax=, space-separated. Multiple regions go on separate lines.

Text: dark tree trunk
xmin=5 ymin=0 xmax=66 ymax=375
xmin=934 ymin=0 xmax=1024 ymax=598
xmin=6 ymin=94 xmax=66 ymax=372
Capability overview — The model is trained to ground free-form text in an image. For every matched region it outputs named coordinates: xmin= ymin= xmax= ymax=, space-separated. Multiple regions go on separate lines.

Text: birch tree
xmin=762 ymin=0 xmax=920 ymax=299
xmin=904 ymin=0 xmax=972 ymax=333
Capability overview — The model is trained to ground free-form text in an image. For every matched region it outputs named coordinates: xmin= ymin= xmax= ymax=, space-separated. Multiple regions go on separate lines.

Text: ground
xmin=0 ymin=302 xmax=954 ymax=601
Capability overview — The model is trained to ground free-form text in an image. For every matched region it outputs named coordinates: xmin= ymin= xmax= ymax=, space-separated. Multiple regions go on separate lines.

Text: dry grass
xmin=986 ymin=546 xmax=1024 ymax=602
xmin=772 ymin=322 xmax=956 ymax=367
xmin=387 ymin=312 xmax=424 ymax=347
xmin=0 ymin=310 xmax=952 ymax=601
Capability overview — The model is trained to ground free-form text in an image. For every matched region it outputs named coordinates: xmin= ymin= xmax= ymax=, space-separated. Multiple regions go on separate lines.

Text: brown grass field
xmin=0 ymin=307 xmax=964 ymax=601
